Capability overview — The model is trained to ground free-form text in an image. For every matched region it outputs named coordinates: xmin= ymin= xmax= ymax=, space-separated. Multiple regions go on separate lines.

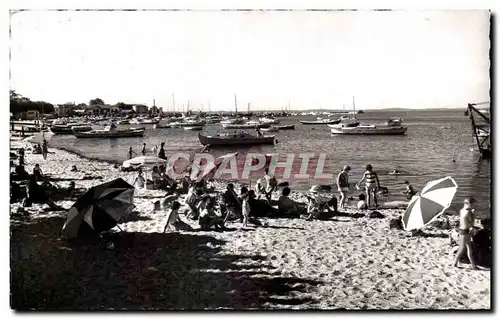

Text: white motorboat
xmin=329 ymin=118 xmax=408 ymax=135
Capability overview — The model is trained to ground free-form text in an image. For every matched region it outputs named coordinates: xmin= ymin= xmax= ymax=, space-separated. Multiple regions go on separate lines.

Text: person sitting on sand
xmin=453 ymin=197 xmax=484 ymax=270
xmin=32 ymin=164 xmax=44 ymax=182
xmin=221 ymin=183 xmax=241 ymax=221
xmin=357 ymin=193 xmax=368 ymax=210
xmin=356 ymin=164 xmax=381 ymax=209
xmin=336 ymin=165 xmax=351 ymax=209
xmin=132 ymin=168 xmax=145 ymax=189
xmin=70 ymin=165 xmax=78 ymax=172
xmin=199 ymin=196 xmax=225 ymax=231
xmin=305 ymin=185 xmax=338 ymax=221
xmin=33 ymin=143 xmax=42 ymax=154
xmin=402 ymin=180 xmax=416 ymax=200
xmin=185 ymin=186 xmax=203 ymax=220
xmin=472 ymin=219 xmax=491 ymax=268
xmin=151 ymin=166 xmax=162 ymax=189
xmin=23 ymin=175 xmax=63 ymax=210
xmin=278 ymin=187 xmax=300 ymax=217
xmin=13 ymin=164 xmax=30 ymax=181
xmin=163 ymin=201 xmax=192 ymax=232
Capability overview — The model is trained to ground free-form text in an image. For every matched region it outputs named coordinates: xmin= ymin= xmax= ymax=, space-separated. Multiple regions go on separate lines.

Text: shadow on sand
xmin=11 ymin=215 xmax=322 ymax=310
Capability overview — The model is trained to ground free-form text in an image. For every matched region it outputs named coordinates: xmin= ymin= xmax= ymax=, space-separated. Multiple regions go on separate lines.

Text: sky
xmin=9 ymin=10 xmax=490 ymax=111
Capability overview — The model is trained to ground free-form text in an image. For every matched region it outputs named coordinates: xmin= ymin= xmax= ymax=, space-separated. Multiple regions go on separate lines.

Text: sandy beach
xmin=10 ymin=142 xmax=491 ymax=310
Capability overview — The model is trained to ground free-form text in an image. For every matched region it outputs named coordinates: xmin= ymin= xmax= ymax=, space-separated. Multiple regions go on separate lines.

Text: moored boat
xmin=73 ymin=125 xmax=145 ymax=138
xmin=222 ymin=122 xmax=271 ymax=129
xmin=299 ymin=119 xmax=340 ymax=125
xmin=153 ymin=123 xmax=171 ymax=129
xmin=329 ymin=118 xmax=408 ymax=135
xmin=275 ymin=124 xmax=295 ymax=130
xmin=259 ymin=117 xmax=280 ymax=124
xmin=260 ymin=127 xmax=279 ymax=132
xmin=198 ymin=132 xmax=276 ymax=146
xmin=184 ymin=126 xmax=203 ymax=131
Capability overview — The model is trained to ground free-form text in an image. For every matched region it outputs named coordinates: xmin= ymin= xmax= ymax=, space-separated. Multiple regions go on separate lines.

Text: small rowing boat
xmin=198 ymin=132 xmax=276 ymax=146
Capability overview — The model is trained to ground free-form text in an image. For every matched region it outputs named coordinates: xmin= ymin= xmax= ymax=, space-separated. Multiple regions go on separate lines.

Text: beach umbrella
xmin=402 ymin=176 xmax=458 ymax=231
xmin=23 ymin=130 xmax=54 ymax=144
xmin=122 ymin=156 xmax=168 ymax=168
xmin=61 ymin=178 xmax=135 ymax=239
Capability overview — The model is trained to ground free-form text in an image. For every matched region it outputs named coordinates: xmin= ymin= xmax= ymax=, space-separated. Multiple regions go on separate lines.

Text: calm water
xmin=49 ymin=109 xmax=491 ymax=217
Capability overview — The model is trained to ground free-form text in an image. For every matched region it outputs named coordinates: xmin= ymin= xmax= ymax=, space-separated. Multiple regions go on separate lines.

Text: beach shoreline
xmin=10 ymin=142 xmax=491 ymax=310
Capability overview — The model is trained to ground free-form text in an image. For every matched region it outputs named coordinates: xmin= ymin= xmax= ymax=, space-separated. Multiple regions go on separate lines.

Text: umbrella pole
xmin=116 ymin=224 xmax=123 ymax=232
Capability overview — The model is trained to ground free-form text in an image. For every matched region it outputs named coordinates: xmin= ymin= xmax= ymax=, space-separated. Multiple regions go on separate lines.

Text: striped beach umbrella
xmin=402 ymin=176 xmax=458 ymax=231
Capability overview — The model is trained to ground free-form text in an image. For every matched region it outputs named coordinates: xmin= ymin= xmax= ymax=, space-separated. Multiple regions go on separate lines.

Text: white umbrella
xmin=23 ymin=130 xmax=54 ymax=144
xmin=402 ymin=176 xmax=458 ymax=231
xmin=122 ymin=156 xmax=168 ymax=168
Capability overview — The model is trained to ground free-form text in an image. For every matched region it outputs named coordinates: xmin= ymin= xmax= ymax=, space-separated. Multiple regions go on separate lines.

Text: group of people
xmin=128 ymin=142 xmax=167 ymax=160
xmin=336 ymin=164 xmax=416 ymax=210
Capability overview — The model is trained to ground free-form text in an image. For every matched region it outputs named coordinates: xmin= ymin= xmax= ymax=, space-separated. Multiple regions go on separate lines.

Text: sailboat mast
xmin=234 ymin=94 xmax=238 ymax=116
xmin=208 ymin=100 xmax=211 ymax=113
xmin=352 ymin=96 xmax=356 ymax=119
xmin=172 ymin=93 xmax=175 ymax=113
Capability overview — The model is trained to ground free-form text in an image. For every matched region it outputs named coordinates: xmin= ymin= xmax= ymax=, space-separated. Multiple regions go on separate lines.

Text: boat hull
xmin=276 ymin=125 xmax=295 ymax=130
xmin=222 ymin=123 xmax=271 ymax=129
xmin=50 ymin=126 xmax=74 ymax=135
xmin=184 ymin=126 xmax=203 ymax=131
xmin=74 ymin=128 xmax=145 ymax=138
xmin=198 ymin=133 xmax=276 ymax=146
xmin=300 ymin=120 xmax=340 ymax=125
xmin=330 ymin=126 xmax=407 ymax=135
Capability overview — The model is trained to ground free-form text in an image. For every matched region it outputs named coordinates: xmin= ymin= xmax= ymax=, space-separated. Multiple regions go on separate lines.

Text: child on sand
xmin=141 ymin=143 xmax=147 ymax=156
xmin=402 ymin=180 xmax=416 ymax=200
xmin=240 ymin=186 xmax=251 ymax=227
xmin=357 ymin=193 xmax=368 ymax=210
xmin=199 ymin=196 xmax=225 ymax=231
xmin=453 ymin=197 xmax=484 ymax=270
xmin=132 ymin=168 xmax=145 ymax=189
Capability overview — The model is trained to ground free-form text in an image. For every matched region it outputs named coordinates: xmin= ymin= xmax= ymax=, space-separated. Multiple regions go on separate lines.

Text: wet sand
xmin=10 ymin=143 xmax=491 ymax=310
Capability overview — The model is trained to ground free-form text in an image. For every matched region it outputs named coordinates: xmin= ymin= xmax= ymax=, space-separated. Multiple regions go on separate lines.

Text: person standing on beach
xmin=356 ymin=164 xmax=381 ymax=208
xmin=141 ymin=143 xmax=147 ymax=156
xmin=158 ymin=142 xmax=166 ymax=160
xmin=128 ymin=147 xmax=137 ymax=159
xmin=18 ymin=148 xmax=25 ymax=166
xmin=453 ymin=197 xmax=480 ymax=270
xmin=42 ymin=139 xmax=48 ymax=160
xmin=336 ymin=165 xmax=351 ymax=209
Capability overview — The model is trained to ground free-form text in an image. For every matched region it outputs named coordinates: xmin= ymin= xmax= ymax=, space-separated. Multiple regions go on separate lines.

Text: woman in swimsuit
xmin=357 ymin=164 xmax=380 ymax=208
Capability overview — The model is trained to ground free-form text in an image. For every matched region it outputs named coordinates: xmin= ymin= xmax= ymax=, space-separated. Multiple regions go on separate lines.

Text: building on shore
xmin=55 ymin=103 xmax=75 ymax=117
xmin=133 ymin=104 xmax=149 ymax=115
xmin=22 ymin=110 xmax=40 ymax=120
